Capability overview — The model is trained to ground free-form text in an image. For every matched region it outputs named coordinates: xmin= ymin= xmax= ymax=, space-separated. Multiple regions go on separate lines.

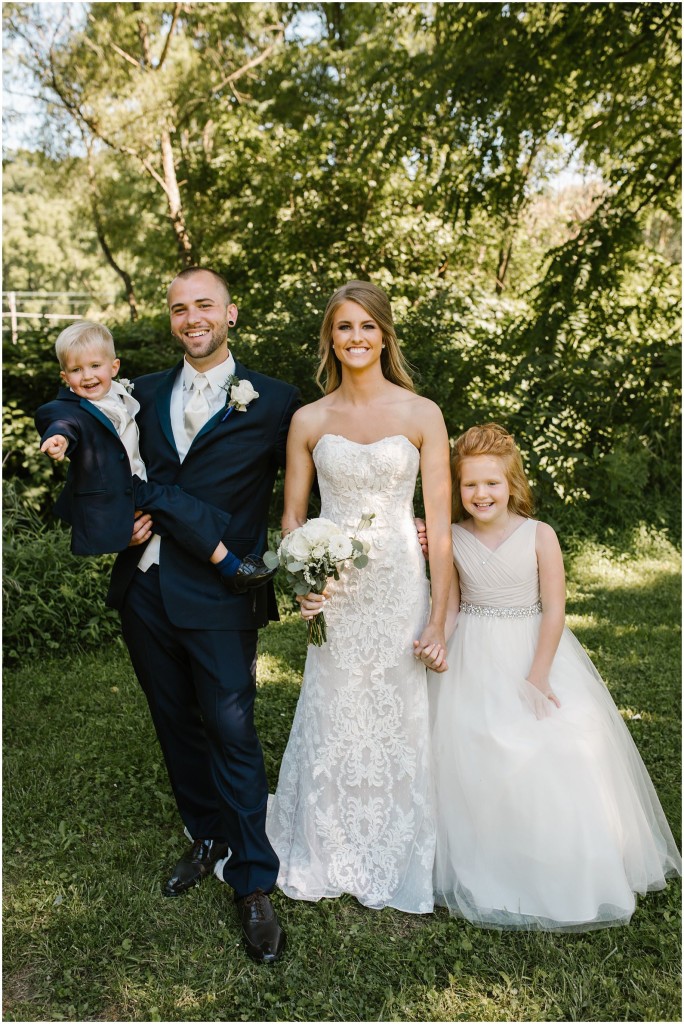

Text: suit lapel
xmin=155 ymin=362 xmax=182 ymax=455
xmin=78 ymin=398 xmax=120 ymax=439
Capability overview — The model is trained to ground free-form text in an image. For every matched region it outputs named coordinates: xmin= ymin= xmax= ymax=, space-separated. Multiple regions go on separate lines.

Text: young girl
xmin=419 ymin=423 xmax=681 ymax=930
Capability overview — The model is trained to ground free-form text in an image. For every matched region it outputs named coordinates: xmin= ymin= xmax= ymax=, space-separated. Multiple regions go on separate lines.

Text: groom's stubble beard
xmin=172 ymin=319 xmax=230 ymax=363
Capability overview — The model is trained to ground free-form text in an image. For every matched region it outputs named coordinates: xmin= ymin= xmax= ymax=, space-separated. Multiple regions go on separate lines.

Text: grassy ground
xmin=3 ymin=529 xmax=681 ymax=1022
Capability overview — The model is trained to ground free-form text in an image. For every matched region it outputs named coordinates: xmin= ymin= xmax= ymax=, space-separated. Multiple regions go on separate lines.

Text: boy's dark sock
xmin=215 ymin=551 xmax=242 ymax=577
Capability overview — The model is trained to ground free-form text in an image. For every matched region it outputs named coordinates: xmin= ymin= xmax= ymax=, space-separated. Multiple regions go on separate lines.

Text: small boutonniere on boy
xmin=220 ymin=374 xmax=259 ymax=421
xmin=117 ymin=378 xmax=135 ymax=395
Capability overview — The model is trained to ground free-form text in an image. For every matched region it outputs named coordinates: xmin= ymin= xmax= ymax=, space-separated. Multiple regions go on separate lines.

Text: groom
xmin=106 ymin=267 xmax=300 ymax=964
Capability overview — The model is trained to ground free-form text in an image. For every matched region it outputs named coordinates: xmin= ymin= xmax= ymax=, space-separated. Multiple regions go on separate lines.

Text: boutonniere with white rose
xmin=117 ymin=378 xmax=135 ymax=395
xmin=220 ymin=374 xmax=259 ymax=421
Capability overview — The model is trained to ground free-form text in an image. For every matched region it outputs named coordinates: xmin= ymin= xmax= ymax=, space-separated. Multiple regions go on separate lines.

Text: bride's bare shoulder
xmin=289 ymin=395 xmax=338 ymax=444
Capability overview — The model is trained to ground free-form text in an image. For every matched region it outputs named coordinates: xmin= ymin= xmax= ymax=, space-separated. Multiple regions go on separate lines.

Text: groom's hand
xmin=414 ymin=517 xmax=428 ymax=558
xmin=129 ymin=510 xmax=153 ymax=547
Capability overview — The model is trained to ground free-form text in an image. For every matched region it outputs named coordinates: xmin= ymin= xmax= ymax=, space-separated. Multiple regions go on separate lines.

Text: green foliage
xmin=2 ymin=485 xmax=119 ymax=661
xmin=2 ymin=1 xmax=680 ymax=535
xmin=3 ymin=532 xmax=681 ymax=1022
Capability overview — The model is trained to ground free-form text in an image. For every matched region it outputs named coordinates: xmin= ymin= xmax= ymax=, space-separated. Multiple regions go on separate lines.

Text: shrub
xmin=2 ymin=485 xmax=119 ymax=662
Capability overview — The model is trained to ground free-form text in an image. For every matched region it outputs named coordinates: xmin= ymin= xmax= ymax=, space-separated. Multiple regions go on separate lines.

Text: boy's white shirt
xmin=85 ymin=380 xmax=148 ymax=480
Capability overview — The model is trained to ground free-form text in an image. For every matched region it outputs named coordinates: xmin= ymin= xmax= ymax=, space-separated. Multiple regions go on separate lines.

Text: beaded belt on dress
xmin=460 ymin=600 xmax=542 ymax=618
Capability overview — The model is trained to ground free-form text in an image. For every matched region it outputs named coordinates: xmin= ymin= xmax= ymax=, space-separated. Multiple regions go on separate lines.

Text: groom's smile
xmin=168 ymin=269 xmax=239 ymax=370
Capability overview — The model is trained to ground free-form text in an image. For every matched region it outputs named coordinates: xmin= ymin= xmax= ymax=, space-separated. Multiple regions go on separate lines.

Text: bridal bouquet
xmin=264 ymin=513 xmax=374 ymax=646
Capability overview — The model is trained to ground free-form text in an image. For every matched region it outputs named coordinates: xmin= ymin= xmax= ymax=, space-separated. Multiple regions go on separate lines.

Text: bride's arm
xmin=281 ymin=409 xmax=316 ymax=536
xmin=414 ymin=566 xmax=460 ymax=672
xmin=413 ymin=402 xmax=452 ymax=664
xmin=281 ymin=409 xmax=326 ymax=621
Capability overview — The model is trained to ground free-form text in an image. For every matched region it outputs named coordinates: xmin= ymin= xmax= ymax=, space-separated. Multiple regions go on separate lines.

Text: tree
xmin=4 ymin=2 xmax=289 ymax=267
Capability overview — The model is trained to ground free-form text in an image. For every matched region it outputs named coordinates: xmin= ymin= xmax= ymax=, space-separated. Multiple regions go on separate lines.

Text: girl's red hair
xmin=451 ymin=423 xmax=534 ymax=521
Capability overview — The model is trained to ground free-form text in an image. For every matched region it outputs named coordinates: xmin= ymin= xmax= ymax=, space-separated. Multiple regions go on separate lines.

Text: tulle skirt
xmin=428 ymin=613 xmax=681 ymax=931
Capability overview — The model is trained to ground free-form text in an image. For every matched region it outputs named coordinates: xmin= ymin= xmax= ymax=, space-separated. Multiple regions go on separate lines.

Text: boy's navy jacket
xmin=35 ymin=386 xmax=230 ymax=558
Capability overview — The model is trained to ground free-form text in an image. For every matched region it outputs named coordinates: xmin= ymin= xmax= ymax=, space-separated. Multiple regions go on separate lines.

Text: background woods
xmin=2 ymin=0 xmax=681 ymax=643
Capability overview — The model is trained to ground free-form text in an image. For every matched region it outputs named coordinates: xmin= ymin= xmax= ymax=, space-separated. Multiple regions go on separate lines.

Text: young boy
xmin=35 ymin=321 xmax=276 ymax=592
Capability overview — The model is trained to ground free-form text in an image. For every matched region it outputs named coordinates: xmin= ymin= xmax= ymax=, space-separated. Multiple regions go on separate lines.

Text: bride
xmin=266 ymin=280 xmax=452 ymax=913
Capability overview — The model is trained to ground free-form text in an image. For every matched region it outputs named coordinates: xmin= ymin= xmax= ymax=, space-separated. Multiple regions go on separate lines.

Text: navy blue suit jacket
xmin=35 ymin=388 xmax=231 ymax=558
xmin=106 ymin=359 xmax=301 ymax=630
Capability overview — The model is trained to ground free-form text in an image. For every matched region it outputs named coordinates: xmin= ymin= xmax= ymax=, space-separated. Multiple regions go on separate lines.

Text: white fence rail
xmin=2 ymin=291 xmax=93 ymax=343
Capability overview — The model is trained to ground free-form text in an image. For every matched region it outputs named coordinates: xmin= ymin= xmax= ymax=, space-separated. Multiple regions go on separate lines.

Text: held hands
xmin=413 ymin=623 xmax=448 ymax=673
xmin=40 ymin=434 xmax=69 ymax=462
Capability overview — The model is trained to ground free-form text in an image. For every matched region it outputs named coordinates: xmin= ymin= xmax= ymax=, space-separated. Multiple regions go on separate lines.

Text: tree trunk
xmin=86 ymin=151 xmax=138 ymax=320
xmin=160 ymin=128 xmax=194 ymax=267
xmin=495 ymin=238 xmax=513 ymax=294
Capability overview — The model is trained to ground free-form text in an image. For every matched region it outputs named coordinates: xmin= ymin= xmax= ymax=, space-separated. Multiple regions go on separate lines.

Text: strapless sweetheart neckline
xmin=313 ymin=433 xmax=419 ymax=455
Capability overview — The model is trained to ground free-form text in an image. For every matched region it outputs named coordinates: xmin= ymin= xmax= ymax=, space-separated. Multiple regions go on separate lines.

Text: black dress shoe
xmin=236 ymin=889 xmax=286 ymax=964
xmin=162 ymin=838 xmax=230 ymax=897
xmin=222 ymin=555 xmax=279 ymax=595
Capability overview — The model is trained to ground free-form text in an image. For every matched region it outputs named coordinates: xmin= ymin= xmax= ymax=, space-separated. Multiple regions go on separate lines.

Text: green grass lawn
xmin=3 ymin=529 xmax=681 ymax=1022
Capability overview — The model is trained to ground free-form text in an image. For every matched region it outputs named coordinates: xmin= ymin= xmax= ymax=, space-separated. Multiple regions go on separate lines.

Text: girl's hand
xmin=524 ymin=676 xmax=561 ymax=715
xmin=40 ymin=434 xmax=68 ymax=462
xmin=413 ymin=640 xmax=448 ymax=673
xmin=296 ymin=591 xmax=329 ymax=620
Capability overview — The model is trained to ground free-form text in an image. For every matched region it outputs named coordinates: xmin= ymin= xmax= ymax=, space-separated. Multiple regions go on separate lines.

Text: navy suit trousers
xmin=120 ymin=565 xmax=279 ymax=897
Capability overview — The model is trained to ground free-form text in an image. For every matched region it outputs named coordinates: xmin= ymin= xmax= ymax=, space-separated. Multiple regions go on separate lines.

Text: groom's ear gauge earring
xmin=228 ymin=319 xmax=235 ymax=327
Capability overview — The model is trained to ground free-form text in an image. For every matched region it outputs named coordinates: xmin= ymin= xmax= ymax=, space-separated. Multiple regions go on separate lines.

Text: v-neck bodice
xmin=452 ymin=519 xmax=540 ymax=607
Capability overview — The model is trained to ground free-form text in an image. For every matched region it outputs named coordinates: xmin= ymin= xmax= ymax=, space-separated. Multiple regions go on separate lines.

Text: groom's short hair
xmin=167 ymin=267 xmax=232 ymax=305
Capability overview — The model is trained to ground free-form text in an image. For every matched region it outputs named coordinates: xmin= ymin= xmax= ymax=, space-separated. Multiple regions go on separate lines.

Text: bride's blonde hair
xmin=316 ymin=280 xmax=415 ymax=394
xmin=451 ymin=423 xmax=534 ymax=521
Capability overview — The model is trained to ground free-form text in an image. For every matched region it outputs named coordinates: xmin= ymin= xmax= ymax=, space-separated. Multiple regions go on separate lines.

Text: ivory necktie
xmin=184 ymin=374 xmax=211 ymax=444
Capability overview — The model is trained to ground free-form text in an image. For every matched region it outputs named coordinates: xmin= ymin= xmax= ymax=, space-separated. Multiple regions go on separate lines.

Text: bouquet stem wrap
xmin=308 ymin=596 xmax=327 ymax=647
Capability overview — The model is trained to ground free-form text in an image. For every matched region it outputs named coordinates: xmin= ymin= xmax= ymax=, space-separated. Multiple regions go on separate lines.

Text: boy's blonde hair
xmin=316 ymin=280 xmax=415 ymax=394
xmin=55 ymin=321 xmax=116 ymax=369
xmin=451 ymin=423 xmax=534 ymax=521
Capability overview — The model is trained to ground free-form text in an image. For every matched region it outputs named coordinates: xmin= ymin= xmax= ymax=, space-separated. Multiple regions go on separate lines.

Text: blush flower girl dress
xmin=429 ymin=519 xmax=681 ymax=930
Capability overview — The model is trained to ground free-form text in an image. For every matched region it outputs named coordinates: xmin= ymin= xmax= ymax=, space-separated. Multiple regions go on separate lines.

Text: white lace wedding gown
xmin=267 ymin=434 xmax=435 ymax=913
xmin=429 ymin=519 xmax=681 ymax=930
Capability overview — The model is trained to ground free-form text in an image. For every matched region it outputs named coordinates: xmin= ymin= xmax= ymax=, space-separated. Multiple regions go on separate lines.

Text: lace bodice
xmin=314 ymin=433 xmax=421 ymax=530
xmin=314 ymin=434 xmax=429 ymax=669
xmin=453 ymin=519 xmax=540 ymax=607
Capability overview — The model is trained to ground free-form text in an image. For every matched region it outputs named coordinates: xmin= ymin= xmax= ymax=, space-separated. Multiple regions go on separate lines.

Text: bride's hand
xmin=413 ymin=640 xmax=448 ymax=672
xmin=414 ymin=623 xmax=448 ymax=672
xmin=296 ymin=591 xmax=329 ymax=620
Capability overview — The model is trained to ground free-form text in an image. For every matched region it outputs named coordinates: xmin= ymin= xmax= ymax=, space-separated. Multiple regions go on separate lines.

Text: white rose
xmin=284 ymin=529 xmax=311 ymax=561
xmin=301 ymin=518 xmax=338 ymax=544
xmin=230 ymin=380 xmax=259 ymax=410
xmin=328 ymin=535 xmax=353 ymax=562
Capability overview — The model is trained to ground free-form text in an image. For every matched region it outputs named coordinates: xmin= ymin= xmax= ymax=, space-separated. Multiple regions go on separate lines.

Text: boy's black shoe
xmin=222 ymin=555 xmax=279 ymax=594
